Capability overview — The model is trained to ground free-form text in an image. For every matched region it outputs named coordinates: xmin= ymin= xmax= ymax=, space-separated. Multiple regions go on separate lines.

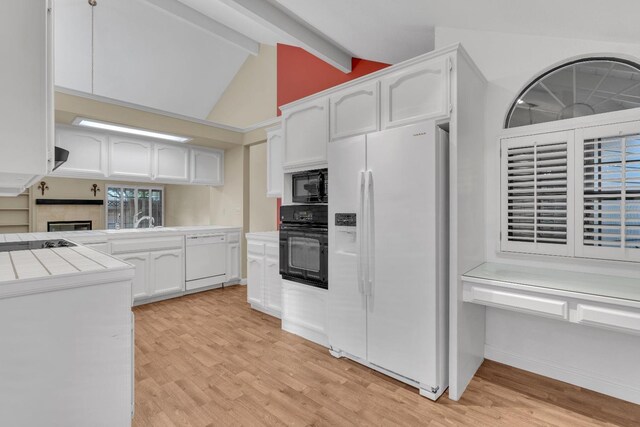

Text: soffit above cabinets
xmin=54 ymin=0 xmax=249 ymax=120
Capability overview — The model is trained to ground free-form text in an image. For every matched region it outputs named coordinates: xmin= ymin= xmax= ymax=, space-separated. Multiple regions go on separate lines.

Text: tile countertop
xmin=0 ymin=244 xmax=135 ymax=297
xmin=0 ymin=226 xmax=243 ymax=243
xmin=0 ymin=225 xmax=241 ymax=293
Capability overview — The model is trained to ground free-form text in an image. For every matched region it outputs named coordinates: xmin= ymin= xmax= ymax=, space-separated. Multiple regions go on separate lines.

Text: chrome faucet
xmin=134 ymin=213 xmax=155 ymax=229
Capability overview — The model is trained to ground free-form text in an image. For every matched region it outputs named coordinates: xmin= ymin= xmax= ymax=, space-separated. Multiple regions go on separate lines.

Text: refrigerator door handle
xmin=357 ymin=170 xmax=366 ymax=294
xmin=366 ymin=170 xmax=375 ymax=296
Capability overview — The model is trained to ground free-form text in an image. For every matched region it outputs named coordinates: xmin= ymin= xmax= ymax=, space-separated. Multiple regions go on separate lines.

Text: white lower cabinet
xmin=150 ymin=249 xmax=184 ymax=296
xmin=226 ymin=242 xmax=240 ymax=282
xmin=119 ymin=252 xmax=151 ymax=301
xmin=111 ymin=236 xmax=185 ymax=304
xmin=264 ymin=251 xmax=282 ymax=314
xmin=246 ymin=233 xmax=281 ymax=318
xmin=247 ymin=254 xmax=264 ymax=307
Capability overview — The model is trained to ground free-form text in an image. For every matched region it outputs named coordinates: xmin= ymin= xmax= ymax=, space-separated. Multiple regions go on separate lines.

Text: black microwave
xmin=291 ymin=169 xmax=328 ymax=204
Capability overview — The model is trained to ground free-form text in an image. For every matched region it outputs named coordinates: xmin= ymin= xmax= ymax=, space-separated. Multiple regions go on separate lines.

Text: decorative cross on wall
xmin=37 ymin=181 xmax=49 ymax=196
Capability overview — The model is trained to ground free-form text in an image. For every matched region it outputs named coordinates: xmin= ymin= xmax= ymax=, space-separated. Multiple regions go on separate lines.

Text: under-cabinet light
xmin=72 ymin=118 xmax=192 ymax=143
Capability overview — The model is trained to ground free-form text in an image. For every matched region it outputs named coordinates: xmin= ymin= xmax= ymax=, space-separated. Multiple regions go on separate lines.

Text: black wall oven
xmin=291 ymin=169 xmax=328 ymax=204
xmin=279 ymin=205 xmax=328 ymax=289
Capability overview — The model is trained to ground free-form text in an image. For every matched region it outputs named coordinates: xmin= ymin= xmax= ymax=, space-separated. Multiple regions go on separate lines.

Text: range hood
xmin=52 ymin=147 xmax=69 ymax=171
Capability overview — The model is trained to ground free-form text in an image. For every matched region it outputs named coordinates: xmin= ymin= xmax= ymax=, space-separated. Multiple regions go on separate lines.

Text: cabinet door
xmin=53 ymin=127 xmax=108 ymax=177
xmin=190 ymin=148 xmax=224 ymax=186
xmin=330 ymin=82 xmax=379 ymax=141
xmin=118 ymin=252 xmax=151 ymax=301
xmin=247 ymin=254 xmax=264 ymax=306
xmin=226 ymin=242 xmax=240 ymax=282
xmin=283 ymin=98 xmax=329 ymax=170
xmin=54 ymin=0 xmax=92 ymax=92
xmin=0 ymin=0 xmax=53 ymax=177
xmin=154 ymin=143 xmax=189 ymax=182
xmin=109 ymin=137 xmax=152 ymax=179
xmin=267 ymin=128 xmax=283 ymax=197
xmin=380 ymin=57 xmax=450 ymax=129
xmin=264 ymin=254 xmax=282 ymax=315
xmin=150 ymin=249 xmax=184 ymax=296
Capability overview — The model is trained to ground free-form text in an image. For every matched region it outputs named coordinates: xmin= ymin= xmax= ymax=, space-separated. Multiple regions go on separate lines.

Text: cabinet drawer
xmin=576 ymin=304 xmax=640 ymax=335
xmin=111 ymin=237 xmax=184 ymax=254
xmin=227 ymin=232 xmax=240 ymax=243
xmin=247 ymin=242 xmax=264 ymax=256
xmin=464 ymin=285 xmax=569 ymax=320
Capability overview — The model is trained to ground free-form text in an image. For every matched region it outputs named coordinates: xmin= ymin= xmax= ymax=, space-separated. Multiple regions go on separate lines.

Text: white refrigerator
xmin=328 ymin=120 xmax=449 ymax=400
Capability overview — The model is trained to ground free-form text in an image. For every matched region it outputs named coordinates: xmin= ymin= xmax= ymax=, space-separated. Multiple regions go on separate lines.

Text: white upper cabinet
xmin=266 ymin=125 xmax=284 ymax=198
xmin=154 ymin=144 xmax=189 ymax=183
xmin=330 ymin=82 xmax=379 ymax=141
xmin=109 ymin=137 xmax=153 ymax=179
xmin=380 ymin=56 xmax=450 ymax=129
xmin=53 ymin=127 xmax=108 ymax=177
xmin=190 ymin=148 xmax=224 ymax=186
xmin=54 ymin=0 xmax=92 ymax=93
xmin=283 ymin=98 xmax=329 ymax=171
xmin=0 ymin=0 xmax=54 ymax=195
xmin=52 ymin=126 xmax=224 ymax=186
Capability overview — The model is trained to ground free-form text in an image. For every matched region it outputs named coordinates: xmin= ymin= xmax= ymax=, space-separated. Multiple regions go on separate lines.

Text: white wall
xmin=436 ymin=27 xmax=640 ymax=403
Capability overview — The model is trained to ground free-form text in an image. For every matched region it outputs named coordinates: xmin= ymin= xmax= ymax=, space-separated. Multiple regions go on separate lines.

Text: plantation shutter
xmin=501 ymin=131 xmax=574 ymax=256
xmin=576 ymin=121 xmax=640 ymax=262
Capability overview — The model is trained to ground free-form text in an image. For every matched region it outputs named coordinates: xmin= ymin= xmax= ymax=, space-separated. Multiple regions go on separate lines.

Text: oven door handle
xmin=357 ymin=171 xmax=366 ymax=295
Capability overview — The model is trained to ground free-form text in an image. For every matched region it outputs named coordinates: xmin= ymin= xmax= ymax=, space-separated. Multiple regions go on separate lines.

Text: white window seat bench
xmin=462 ymin=263 xmax=640 ymax=336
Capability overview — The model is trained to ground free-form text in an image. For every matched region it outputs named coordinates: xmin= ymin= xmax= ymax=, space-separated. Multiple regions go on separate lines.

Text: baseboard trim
xmin=485 ymin=344 xmax=640 ymax=405
xmin=239 ymin=278 xmax=247 ymax=286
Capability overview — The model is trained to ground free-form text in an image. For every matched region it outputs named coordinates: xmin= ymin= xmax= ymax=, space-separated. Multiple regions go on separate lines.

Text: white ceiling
xmin=55 ymin=0 xmax=250 ymax=120
xmin=179 ymin=0 xmax=640 ymax=65
xmin=57 ymin=0 xmax=640 ymax=124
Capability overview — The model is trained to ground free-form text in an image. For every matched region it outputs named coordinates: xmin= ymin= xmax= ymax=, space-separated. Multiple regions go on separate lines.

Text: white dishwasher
xmin=185 ymin=233 xmax=227 ymax=291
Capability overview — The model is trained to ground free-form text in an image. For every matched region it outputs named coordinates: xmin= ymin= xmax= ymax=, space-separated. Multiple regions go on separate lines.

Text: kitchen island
xmin=0 ymin=240 xmax=135 ymax=426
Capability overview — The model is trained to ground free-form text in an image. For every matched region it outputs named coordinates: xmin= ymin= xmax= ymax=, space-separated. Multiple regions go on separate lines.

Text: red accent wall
xmin=277 ymin=44 xmax=390 ymax=113
xmin=275 ymin=44 xmax=390 ymax=227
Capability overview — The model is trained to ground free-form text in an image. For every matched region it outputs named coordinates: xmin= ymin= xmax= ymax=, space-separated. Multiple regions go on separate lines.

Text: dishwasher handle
xmin=186 ymin=234 xmax=226 ymax=245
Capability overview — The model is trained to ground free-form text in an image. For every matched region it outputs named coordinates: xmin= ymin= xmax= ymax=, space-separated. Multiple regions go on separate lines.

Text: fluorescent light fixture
xmin=72 ymin=117 xmax=192 ymax=143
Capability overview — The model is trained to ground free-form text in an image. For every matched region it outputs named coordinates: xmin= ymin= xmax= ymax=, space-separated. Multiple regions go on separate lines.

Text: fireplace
xmin=47 ymin=221 xmax=93 ymax=232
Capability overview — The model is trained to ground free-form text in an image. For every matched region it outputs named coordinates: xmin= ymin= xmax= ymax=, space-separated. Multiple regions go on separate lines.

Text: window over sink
xmin=106 ymin=185 xmax=163 ymax=229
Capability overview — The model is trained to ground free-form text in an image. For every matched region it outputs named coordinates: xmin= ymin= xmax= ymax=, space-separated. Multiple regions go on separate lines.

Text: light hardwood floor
xmin=132 ymin=286 xmax=640 ymax=427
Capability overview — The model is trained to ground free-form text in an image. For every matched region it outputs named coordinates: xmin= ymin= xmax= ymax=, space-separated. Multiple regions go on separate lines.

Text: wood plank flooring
xmin=132 ymin=286 xmax=640 ymax=427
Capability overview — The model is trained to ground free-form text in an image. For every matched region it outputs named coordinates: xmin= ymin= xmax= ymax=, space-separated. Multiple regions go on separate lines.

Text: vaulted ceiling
xmin=55 ymin=0 xmax=640 ymax=123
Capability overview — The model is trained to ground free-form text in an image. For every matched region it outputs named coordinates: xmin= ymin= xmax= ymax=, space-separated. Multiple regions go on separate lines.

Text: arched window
xmin=505 ymin=58 xmax=640 ymax=128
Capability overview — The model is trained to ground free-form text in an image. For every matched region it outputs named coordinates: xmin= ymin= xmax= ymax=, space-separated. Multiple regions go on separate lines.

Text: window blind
xmin=505 ymin=141 xmax=569 ymax=246
xmin=583 ymin=134 xmax=640 ymax=251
